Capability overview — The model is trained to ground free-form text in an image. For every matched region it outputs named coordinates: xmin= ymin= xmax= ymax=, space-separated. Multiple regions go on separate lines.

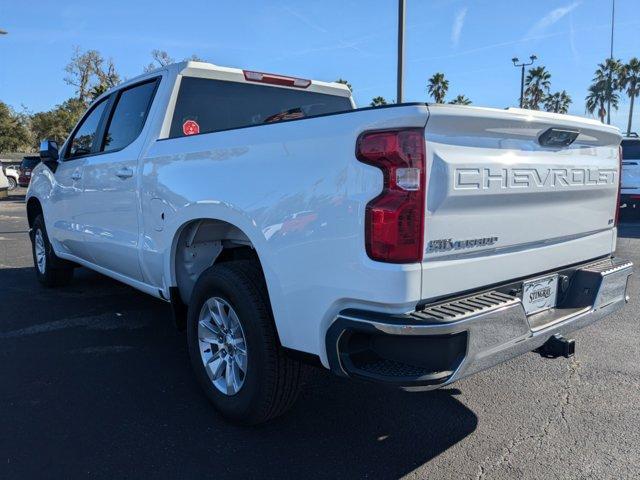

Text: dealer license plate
xmin=522 ymin=274 xmax=559 ymax=315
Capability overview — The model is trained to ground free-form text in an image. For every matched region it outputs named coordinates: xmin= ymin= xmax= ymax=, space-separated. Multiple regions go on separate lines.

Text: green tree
xmin=427 ymin=72 xmax=449 ymax=103
xmin=523 ymin=66 xmax=551 ymax=110
xmin=335 ymin=78 xmax=352 ymax=92
xmin=185 ymin=54 xmax=205 ymax=62
xmin=89 ymin=59 xmax=121 ymax=100
xmin=0 ymin=101 xmax=32 ymax=153
xmin=31 ymin=98 xmax=86 ymax=146
xmin=144 ymin=50 xmax=205 ymax=72
xmin=64 ymin=47 xmax=101 ymax=103
xmin=144 ymin=49 xmax=175 ymax=73
xmin=585 ymin=82 xmax=616 ymax=123
xmin=449 ymin=94 xmax=472 ymax=105
xmin=593 ymin=58 xmax=623 ymax=124
xmin=370 ymin=96 xmax=387 ymax=107
xmin=427 ymin=73 xmax=449 ymax=103
xmin=620 ymin=57 xmax=640 ymax=135
xmin=543 ymin=90 xmax=572 ymax=114
xmin=65 ymin=47 xmax=121 ymax=103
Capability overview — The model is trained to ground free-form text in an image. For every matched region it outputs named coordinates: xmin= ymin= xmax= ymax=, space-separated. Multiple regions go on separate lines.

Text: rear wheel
xmin=187 ymin=260 xmax=304 ymax=424
xmin=31 ymin=214 xmax=74 ymax=287
xmin=7 ymin=177 xmax=17 ymax=191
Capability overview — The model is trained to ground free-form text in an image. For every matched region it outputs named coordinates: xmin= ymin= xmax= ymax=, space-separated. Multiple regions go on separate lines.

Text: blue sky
xmin=1 ymin=0 xmax=639 ymax=130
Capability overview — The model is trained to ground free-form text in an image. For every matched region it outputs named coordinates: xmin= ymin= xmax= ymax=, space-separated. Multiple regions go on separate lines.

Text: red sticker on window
xmin=182 ymin=120 xmax=200 ymax=136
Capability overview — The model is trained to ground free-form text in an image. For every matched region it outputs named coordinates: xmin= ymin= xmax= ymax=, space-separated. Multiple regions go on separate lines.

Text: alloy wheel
xmin=197 ymin=297 xmax=248 ymax=395
xmin=34 ymin=229 xmax=46 ymax=274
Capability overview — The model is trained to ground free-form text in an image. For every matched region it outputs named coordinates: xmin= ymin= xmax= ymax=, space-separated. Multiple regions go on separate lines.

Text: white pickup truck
xmin=27 ymin=61 xmax=632 ymax=424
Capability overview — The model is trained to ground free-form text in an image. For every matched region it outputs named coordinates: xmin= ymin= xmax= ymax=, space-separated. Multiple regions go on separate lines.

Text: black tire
xmin=7 ymin=177 xmax=17 ymax=191
xmin=187 ymin=260 xmax=304 ymax=425
xmin=31 ymin=214 xmax=74 ymax=287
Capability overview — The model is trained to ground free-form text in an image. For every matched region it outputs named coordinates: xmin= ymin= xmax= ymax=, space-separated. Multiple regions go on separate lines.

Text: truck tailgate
xmin=422 ymin=105 xmax=621 ymax=300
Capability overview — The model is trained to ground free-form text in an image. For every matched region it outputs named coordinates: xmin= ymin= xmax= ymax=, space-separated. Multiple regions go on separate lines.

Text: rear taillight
xmin=615 ymin=145 xmax=622 ymax=227
xmin=356 ymin=129 xmax=426 ymax=263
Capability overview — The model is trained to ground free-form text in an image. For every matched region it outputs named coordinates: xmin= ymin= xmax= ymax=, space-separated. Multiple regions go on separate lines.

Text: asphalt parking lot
xmin=1 ymin=188 xmax=639 ymax=479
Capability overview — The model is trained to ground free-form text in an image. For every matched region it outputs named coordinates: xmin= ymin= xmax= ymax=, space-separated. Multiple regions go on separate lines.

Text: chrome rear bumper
xmin=326 ymin=257 xmax=633 ymax=389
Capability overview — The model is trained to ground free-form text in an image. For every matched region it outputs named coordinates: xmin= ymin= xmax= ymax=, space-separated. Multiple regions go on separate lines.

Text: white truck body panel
xmin=27 ymin=62 xmax=625 ymax=369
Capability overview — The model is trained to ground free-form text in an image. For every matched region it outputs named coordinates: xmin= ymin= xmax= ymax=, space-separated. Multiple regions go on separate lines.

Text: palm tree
xmin=585 ymin=83 xmax=609 ymax=123
xmin=523 ymin=66 xmax=551 ymax=110
xmin=593 ymin=58 xmax=623 ymax=124
xmin=448 ymin=94 xmax=471 ymax=105
xmin=620 ymin=58 xmax=640 ymax=135
xmin=370 ymin=96 xmax=388 ymax=107
xmin=543 ymin=91 xmax=572 ymax=114
xmin=335 ymin=78 xmax=352 ymax=92
xmin=427 ymin=73 xmax=449 ymax=103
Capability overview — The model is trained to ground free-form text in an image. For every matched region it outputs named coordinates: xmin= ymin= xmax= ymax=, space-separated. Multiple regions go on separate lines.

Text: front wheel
xmin=31 ymin=214 xmax=74 ymax=287
xmin=7 ymin=177 xmax=17 ymax=191
xmin=187 ymin=260 xmax=304 ymax=424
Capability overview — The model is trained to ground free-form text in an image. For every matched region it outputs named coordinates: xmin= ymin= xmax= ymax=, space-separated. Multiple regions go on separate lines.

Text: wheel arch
xmin=26 ymin=196 xmax=43 ymax=228
xmin=169 ymin=217 xmax=272 ymax=308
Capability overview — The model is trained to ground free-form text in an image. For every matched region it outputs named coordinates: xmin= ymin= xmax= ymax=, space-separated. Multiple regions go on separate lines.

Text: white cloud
xmin=526 ymin=1 xmax=581 ymax=39
xmin=451 ymin=7 xmax=468 ymax=47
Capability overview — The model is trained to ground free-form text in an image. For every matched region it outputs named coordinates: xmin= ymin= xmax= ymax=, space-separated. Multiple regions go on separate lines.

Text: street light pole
xmin=397 ymin=0 xmax=405 ymax=104
xmin=607 ymin=0 xmax=616 ymax=125
xmin=512 ymin=55 xmax=537 ymax=108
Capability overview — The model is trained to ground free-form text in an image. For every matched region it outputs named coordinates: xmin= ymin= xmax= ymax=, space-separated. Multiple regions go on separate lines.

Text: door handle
xmin=71 ymin=171 xmax=82 ymax=181
xmin=115 ymin=167 xmax=134 ymax=179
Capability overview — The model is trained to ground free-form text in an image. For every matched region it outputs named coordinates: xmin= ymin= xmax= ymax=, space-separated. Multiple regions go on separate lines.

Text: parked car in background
xmin=3 ymin=165 xmax=19 ymax=190
xmin=621 ymin=133 xmax=640 ymax=211
xmin=26 ymin=61 xmax=632 ymax=425
xmin=0 ymin=168 xmax=9 ymax=198
xmin=18 ymin=156 xmax=40 ymax=187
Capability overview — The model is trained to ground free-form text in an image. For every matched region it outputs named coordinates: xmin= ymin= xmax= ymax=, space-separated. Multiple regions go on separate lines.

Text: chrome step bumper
xmin=326 ymin=257 xmax=633 ymax=389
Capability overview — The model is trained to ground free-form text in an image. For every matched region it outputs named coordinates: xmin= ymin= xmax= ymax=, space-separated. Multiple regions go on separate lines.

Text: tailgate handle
xmin=538 ymin=128 xmax=579 ymax=147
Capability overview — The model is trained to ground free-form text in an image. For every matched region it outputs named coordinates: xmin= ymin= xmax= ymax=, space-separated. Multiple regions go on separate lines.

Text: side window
xmin=622 ymin=141 xmax=640 ymax=160
xmin=102 ymin=79 xmax=158 ymax=153
xmin=67 ymin=99 xmax=108 ymax=159
xmin=169 ymin=77 xmax=353 ymax=138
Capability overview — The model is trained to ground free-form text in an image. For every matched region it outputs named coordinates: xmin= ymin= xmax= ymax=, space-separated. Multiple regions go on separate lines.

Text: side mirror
xmin=39 ymin=140 xmax=59 ymax=161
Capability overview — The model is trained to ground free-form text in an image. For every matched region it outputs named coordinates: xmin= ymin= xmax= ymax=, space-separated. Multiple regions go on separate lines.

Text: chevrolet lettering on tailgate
xmin=454 ymin=167 xmax=617 ymax=191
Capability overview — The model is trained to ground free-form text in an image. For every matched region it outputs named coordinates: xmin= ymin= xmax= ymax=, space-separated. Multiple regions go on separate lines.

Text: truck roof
xmin=107 ymin=61 xmax=353 ymax=100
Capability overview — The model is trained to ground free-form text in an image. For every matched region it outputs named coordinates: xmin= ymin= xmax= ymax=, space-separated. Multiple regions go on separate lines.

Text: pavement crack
xmin=475 ymin=358 xmax=581 ymax=480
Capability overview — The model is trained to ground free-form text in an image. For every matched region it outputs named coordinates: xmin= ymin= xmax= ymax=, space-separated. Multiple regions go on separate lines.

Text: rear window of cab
xmin=169 ymin=77 xmax=352 ymax=138
xmin=622 ymin=140 xmax=640 ymax=160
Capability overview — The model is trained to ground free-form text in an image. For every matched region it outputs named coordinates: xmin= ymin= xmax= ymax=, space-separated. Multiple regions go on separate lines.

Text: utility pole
xmin=512 ymin=55 xmax=537 ymax=108
xmin=397 ymin=0 xmax=405 ymax=104
xmin=607 ymin=0 xmax=616 ymax=125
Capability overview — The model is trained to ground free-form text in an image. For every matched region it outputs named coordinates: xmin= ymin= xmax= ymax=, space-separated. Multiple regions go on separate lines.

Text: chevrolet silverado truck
xmin=27 ymin=61 xmax=632 ymax=424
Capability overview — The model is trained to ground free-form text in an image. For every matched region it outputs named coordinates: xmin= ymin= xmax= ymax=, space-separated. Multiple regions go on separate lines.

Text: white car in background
xmin=3 ymin=165 xmax=19 ymax=190
xmin=0 ymin=168 xmax=9 ymax=198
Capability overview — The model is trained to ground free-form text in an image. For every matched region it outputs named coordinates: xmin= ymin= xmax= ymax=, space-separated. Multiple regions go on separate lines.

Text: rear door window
xmin=169 ymin=77 xmax=352 ymax=138
xmin=66 ymin=98 xmax=109 ymax=159
xmin=102 ymin=79 xmax=159 ymax=153
xmin=622 ymin=140 xmax=640 ymax=160
xmin=20 ymin=157 xmax=40 ymax=169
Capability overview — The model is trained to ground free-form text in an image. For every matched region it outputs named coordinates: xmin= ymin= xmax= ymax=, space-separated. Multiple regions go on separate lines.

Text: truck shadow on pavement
xmin=0 ymin=266 xmax=478 ymax=479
